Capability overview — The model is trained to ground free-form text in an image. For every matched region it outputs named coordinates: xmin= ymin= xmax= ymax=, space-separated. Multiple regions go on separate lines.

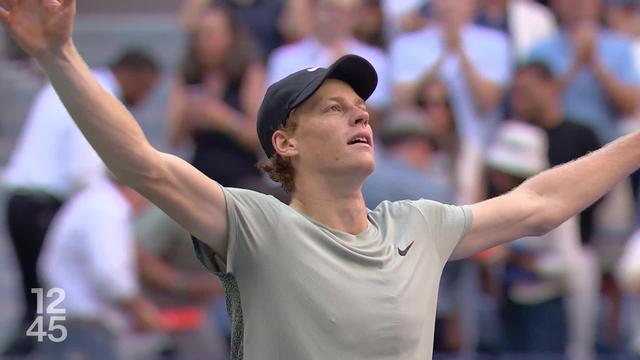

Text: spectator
xmin=475 ymin=0 xmax=557 ymax=57
xmin=135 ymin=205 xmax=228 ymax=359
xmin=510 ymin=61 xmax=601 ymax=245
xmin=391 ymin=0 xmax=512 ymax=145
xmin=528 ymin=0 xmax=640 ymax=144
xmin=510 ymin=60 xmax=636 ymax=358
xmin=604 ymin=0 xmax=640 ymax=198
xmin=353 ymin=0 xmax=387 ymax=49
xmin=484 ymin=121 xmax=582 ymax=356
xmin=362 ymin=108 xmax=453 ymax=208
xmin=180 ymin=0 xmax=296 ymax=58
xmin=0 ymin=49 xmax=159 ymax=357
xmin=415 ymin=77 xmax=484 ymax=204
xmin=267 ymin=0 xmax=391 ymax=129
xmin=37 ymin=176 xmax=161 ymax=360
xmin=604 ymin=0 xmax=640 ymax=75
xmin=168 ymin=4 xmax=265 ymax=187
xmin=510 ymin=60 xmax=599 ymax=359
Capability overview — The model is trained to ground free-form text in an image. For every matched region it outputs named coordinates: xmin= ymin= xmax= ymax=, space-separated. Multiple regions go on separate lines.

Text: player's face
xmin=289 ymin=79 xmax=375 ymax=179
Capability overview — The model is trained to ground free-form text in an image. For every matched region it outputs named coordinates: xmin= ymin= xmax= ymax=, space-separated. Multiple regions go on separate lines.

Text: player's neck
xmin=290 ymin=177 xmax=368 ymax=236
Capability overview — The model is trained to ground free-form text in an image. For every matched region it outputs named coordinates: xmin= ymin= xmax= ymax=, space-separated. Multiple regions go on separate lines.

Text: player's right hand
xmin=0 ymin=0 xmax=76 ymax=61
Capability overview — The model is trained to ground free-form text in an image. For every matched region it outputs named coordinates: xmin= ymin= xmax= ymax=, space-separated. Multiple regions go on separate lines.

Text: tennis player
xmin=2 ymin=1 xmax=639 ymax=359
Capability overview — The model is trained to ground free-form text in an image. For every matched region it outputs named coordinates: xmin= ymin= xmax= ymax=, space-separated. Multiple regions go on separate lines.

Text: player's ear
xmin=273 ymin=129 xmax=299 ymax=158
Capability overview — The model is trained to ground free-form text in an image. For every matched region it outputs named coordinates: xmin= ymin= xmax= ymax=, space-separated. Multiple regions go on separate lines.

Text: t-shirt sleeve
xmin=412 ymin=200 xmax=473 ymax=266
xmin=192 ymin=186 xmax=282 ymax=274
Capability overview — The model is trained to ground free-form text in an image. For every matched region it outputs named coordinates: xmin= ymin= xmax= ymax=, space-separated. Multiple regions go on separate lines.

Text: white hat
xmin=486 ymin=121 xmax=549 ymax=178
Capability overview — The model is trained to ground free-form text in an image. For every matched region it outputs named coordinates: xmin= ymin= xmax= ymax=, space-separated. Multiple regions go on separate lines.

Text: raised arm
xmin=0 ymin=0 xmax=229 ymax=256
xmin=451 ymin=131 xmax=640 ymax=260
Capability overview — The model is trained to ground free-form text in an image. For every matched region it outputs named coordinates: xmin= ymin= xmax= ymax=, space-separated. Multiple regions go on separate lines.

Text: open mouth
xmin=347 ymin=133 xmax=372 ymax=147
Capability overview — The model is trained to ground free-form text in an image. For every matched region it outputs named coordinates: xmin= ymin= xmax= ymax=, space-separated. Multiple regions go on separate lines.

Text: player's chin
xmin=350 ymin=153 xmax=376 ymax=174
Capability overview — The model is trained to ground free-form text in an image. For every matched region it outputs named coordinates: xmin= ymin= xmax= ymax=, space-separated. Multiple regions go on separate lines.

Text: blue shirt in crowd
xmin=528 ymin=29 xmax=640 ymax=144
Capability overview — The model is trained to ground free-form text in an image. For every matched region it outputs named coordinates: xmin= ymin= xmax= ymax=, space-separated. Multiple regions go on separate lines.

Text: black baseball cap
xmin=257 ymin=54 xmax=378 ymax=157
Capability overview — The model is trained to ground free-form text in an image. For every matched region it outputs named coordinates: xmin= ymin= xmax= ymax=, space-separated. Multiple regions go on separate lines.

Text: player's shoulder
xmin=371 ymin=198 xmax=448 ymax=219
xmin=222 ymin=186 xmax=284 ymax=213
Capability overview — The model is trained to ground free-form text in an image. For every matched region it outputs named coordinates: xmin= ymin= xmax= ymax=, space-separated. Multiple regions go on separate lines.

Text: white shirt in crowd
xmin=2 ymin=69 xmax=119 ymax=199
xmin=508 ymin=0 xmax=557 ymax=58
xmin=38 ymin=177 xmax=138 ymax=331
xmin=267 ymin=37 xmax=392 ymax=110
xmin=391 ymin=24 xmax=511 ymax=145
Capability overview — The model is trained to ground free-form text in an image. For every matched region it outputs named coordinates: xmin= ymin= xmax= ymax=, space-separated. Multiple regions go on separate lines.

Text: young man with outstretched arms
xmin=3 ymin=1 xmax=640 ymax=358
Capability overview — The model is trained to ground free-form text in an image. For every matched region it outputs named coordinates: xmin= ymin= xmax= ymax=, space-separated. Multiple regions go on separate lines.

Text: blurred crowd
xmin=2 ymin=0 xmax=640 ymax=359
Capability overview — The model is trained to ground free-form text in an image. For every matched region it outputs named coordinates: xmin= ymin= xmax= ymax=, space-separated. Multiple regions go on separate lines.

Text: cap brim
xmin=291 ymin=54 xmax=378 ymax=109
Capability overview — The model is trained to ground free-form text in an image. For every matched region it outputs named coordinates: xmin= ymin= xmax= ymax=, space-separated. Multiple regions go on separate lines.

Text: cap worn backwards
xmin=256 ymin=54 xmax=378 ymax=157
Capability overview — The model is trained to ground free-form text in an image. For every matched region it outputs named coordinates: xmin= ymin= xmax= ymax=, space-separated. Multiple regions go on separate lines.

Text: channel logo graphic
xmin=26 ymin=288 xmax=67 ymax=342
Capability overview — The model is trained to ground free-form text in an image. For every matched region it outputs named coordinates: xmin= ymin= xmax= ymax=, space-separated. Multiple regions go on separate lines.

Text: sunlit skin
xmin=273 ymin=79 xmax=374 ymax=234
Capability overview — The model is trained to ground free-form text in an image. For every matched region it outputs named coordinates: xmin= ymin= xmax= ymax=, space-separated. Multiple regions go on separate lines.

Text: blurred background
xmin=1 ymin=0 xmax=640 ymax=359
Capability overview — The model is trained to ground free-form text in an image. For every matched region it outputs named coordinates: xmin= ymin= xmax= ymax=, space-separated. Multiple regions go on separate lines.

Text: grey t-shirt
xmin=194 ymin=187 xmax=472 ymax=360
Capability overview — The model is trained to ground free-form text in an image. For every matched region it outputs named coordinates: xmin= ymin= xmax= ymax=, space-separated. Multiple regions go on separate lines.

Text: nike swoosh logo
xmin=398 ymin=241 xmax=415 ymax=256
